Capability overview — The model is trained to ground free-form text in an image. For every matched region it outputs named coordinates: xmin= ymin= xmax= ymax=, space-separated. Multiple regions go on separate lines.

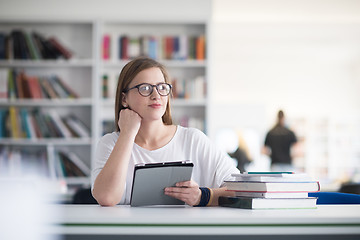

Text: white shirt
xmin=91 ymin=125 xmax=239 ymax=204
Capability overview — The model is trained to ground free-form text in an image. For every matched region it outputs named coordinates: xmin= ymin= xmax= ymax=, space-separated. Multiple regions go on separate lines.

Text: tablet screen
xmin=130 ymin=161 xmax=193 ymax=207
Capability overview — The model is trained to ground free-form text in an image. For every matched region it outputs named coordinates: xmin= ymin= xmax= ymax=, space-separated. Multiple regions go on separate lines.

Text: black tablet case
xmin=130 ymin=161 xmax=194 ymax=207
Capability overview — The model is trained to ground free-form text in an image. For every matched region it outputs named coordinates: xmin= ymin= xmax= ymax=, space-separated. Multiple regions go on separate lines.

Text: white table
xmin=48 ymin=204 xmax=360 ymax=240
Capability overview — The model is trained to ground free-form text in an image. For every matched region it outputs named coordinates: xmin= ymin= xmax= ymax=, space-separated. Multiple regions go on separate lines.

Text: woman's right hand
xmin=118 ymin=108 xmax=142 ymax=137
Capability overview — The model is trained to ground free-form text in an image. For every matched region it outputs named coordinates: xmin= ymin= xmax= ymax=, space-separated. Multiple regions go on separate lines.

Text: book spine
xmin=0 ymin=33 xmax=6 ymax=59
xmin=9 ymin=106 xmax=20 ymax=138
xmin=48 ymin=37 xmax=72 ymax=59
xmin=0 ymin=69 xmax=8 ymax=99
xmin=196 ymin=35 xmax=205 ymax=60
xmin=48 ymin=110 xmax=73 ymax=138
xmin=102 ymin=34 xmax=110 ymax=60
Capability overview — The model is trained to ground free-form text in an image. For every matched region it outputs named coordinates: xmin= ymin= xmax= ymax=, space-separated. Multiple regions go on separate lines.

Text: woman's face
xmin=122 ymin=67 xmax=169 ymax=122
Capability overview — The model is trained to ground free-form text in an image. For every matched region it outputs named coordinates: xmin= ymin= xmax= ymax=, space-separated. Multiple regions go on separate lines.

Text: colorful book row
xmin=0 ymin=69 xmax=79 ymax=99
xmin=102 ymin=34 xmax=205 ymax=61
xmin=0 ymin=107 xmax=90 ymax=139
xmin=101 ymin=73 xmax=206 ymax=100
xmin=0 ymin=30 xmax=72 ymax=60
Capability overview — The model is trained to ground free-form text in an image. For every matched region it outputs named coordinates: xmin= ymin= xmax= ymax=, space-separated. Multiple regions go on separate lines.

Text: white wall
xmin=210 ymin=0 xmax=360 ymax=180
xmin=0 ymin=0 xmax=211 ymax=21
xmin=210 ymin=0 xmax=360 ymax=133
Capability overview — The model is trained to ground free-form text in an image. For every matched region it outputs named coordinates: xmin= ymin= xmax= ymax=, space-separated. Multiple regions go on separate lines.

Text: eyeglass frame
xmin=122 ymin=82 xmax=172 ymax=97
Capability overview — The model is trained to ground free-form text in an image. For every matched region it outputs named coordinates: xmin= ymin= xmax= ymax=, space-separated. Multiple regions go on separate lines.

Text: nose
xmin=150 ymin=86 xmax=161 ymax=99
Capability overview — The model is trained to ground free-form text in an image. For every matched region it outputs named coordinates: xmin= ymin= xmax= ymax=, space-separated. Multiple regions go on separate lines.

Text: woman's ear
xmin=121 ymin=93 xmax=127 ymax=107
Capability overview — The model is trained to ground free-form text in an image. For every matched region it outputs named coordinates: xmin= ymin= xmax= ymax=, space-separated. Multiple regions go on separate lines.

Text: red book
xmin=102 ymin=34 xmax=111 ymax=60
xmin=26 ymin=76 xmax=43 ymax=99
xmin=165 ymin=36 xmax=173 ymax=60
xmin=121 ymin=36 xmax=129 ymax=60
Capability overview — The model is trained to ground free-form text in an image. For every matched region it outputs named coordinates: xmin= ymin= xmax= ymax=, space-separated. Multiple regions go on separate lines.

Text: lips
xmin=149 ymin=103 xmax=162 ymax=108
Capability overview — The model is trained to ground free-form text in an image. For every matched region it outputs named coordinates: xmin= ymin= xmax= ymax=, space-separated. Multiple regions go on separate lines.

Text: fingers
xmin=164 ymin=180 xmax=201 ymax=206
xmin=175 ymin=180 xmax=198 ymax=188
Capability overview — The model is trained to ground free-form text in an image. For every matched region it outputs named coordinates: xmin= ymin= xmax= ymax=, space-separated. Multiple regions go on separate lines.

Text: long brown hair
xmin=114 ymin=57 xmax=173 ymax=131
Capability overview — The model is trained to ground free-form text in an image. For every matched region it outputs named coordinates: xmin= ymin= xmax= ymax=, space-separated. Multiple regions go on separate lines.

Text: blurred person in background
xmin=262 ymin=110 xmax=297 ymax=172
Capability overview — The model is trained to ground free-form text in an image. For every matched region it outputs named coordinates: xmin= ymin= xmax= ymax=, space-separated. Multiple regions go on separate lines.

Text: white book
xmin=224 ymin=180 xmax=320 ymax=193
xmin=231 ymin=172 xmax=312 ymax=182
xmin=234 ymin=191 xmax=309 ymax=198
xmin=179 ymin=35 xmax=188 ymax=60
xmin=64 ymin=116 xmax=90 ymax=138
xmin=194 ymin=76 xmax=205 ymax=99
xmin=48 ymin=110 xmax=73 ymax=138
xmin=0 ymin=68 xmax=8 ymax=99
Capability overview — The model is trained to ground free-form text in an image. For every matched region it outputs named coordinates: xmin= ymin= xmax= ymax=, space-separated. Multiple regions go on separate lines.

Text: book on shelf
xmin=175 ymin=116 xmax=205 ymax=132
xmin=0 ymin=32 xmax=5 ymax=59
xmin=171 ymin=76 xmax=206 ymax=100
xmin=27 ymin=76 xmax=43 ymax=99
xmin=224 ymin=180 xmax=320 ymax=192
xmin=196 ymin=35 xmax=205 ymax=60
xmin=63 ymin=114 xmax=90 ymax=138
xmin=0 ymin=109 xmax=6 ymax=138
xmin=102 ymin=34 xmax=110 ymax=60
xmin=9 ymin=106 xmax=21 ymax=138
xmin=0 ymin=147 xmax=49 ymax=178
xmin=0 ymin=29 xmax=73 ymax=60
xmin=24 ymin=32 xmax=40 ymax=60
xmin=48 ymin=110 xmax=73 ymax=138
xmin=48 ymin=37 xmax=73 ymax=59
xmin=219 ymin=196 xmax=317 ymax=209
xmin=0 ymin=68 xmax=8 ymax=99
xmin=114 ymin=34 xmax=206 ymax=61
xmin=2 ymin=69 xmax=79 ymax=99
xmin=55 ymin=150 xmax=90 ymax=177
xmin=1 ymin=107 xmax=90 ymax=139
xmin=101 ymin=72 xmax=118 ymax=99
xmin=102 ymin=74 xmax=109 ymax=98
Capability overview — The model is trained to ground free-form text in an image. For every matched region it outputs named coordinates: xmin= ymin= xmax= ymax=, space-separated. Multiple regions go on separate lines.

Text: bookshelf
xmin=97 ymin=21 xmax=208 ymax=137
xmin=0 ymin=19 xmax=209 ymax=200
xmin=0 ymin=20 xmax=96 ymax=198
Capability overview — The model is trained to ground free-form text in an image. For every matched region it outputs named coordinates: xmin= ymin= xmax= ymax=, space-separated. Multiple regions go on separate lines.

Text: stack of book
xmin=219 ymin=172 xmax=320 ymax=209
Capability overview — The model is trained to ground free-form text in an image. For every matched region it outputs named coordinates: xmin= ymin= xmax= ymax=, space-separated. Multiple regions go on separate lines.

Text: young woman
xmin=91 ymin=57 xmax=239 ymax=206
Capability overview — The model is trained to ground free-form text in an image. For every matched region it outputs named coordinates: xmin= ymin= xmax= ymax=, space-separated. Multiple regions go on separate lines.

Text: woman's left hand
xmin=164 ymin=180 xmax=201 ymax=206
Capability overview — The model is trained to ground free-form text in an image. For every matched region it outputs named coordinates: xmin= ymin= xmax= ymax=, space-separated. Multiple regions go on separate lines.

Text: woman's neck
xmin=135 ymin=120 xmax=175 ymax=150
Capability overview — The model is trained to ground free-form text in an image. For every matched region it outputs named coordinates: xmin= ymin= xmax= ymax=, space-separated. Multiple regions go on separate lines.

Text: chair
xmin=308 ymin=192 xmax=360 ymax=204
xmin=72 ymin=188 xmax=98 ymax=204
xmin=339 ymin=182 xmax=360 ymax=195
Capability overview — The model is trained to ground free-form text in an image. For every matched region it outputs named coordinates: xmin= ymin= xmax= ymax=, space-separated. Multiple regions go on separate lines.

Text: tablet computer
xmin=130 ymin=161 xmax=194 ymax=207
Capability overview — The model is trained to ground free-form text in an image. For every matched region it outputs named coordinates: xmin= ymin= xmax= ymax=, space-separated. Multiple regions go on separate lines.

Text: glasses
xmin=123 ymin=83 xmax=172 ymax=97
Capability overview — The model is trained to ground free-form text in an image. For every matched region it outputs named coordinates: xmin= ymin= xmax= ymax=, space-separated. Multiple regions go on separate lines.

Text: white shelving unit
xmin=0 ymin=20 xmax=96 ymax=196
xmin=0 ymin=18 xmax=209 ymax=200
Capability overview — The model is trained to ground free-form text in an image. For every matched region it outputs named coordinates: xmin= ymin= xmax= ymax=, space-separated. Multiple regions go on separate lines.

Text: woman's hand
xmin=118 ymin=108 xmax=142 ymax=136
xmin=164 ymin=180 xmax=202 ymax=206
